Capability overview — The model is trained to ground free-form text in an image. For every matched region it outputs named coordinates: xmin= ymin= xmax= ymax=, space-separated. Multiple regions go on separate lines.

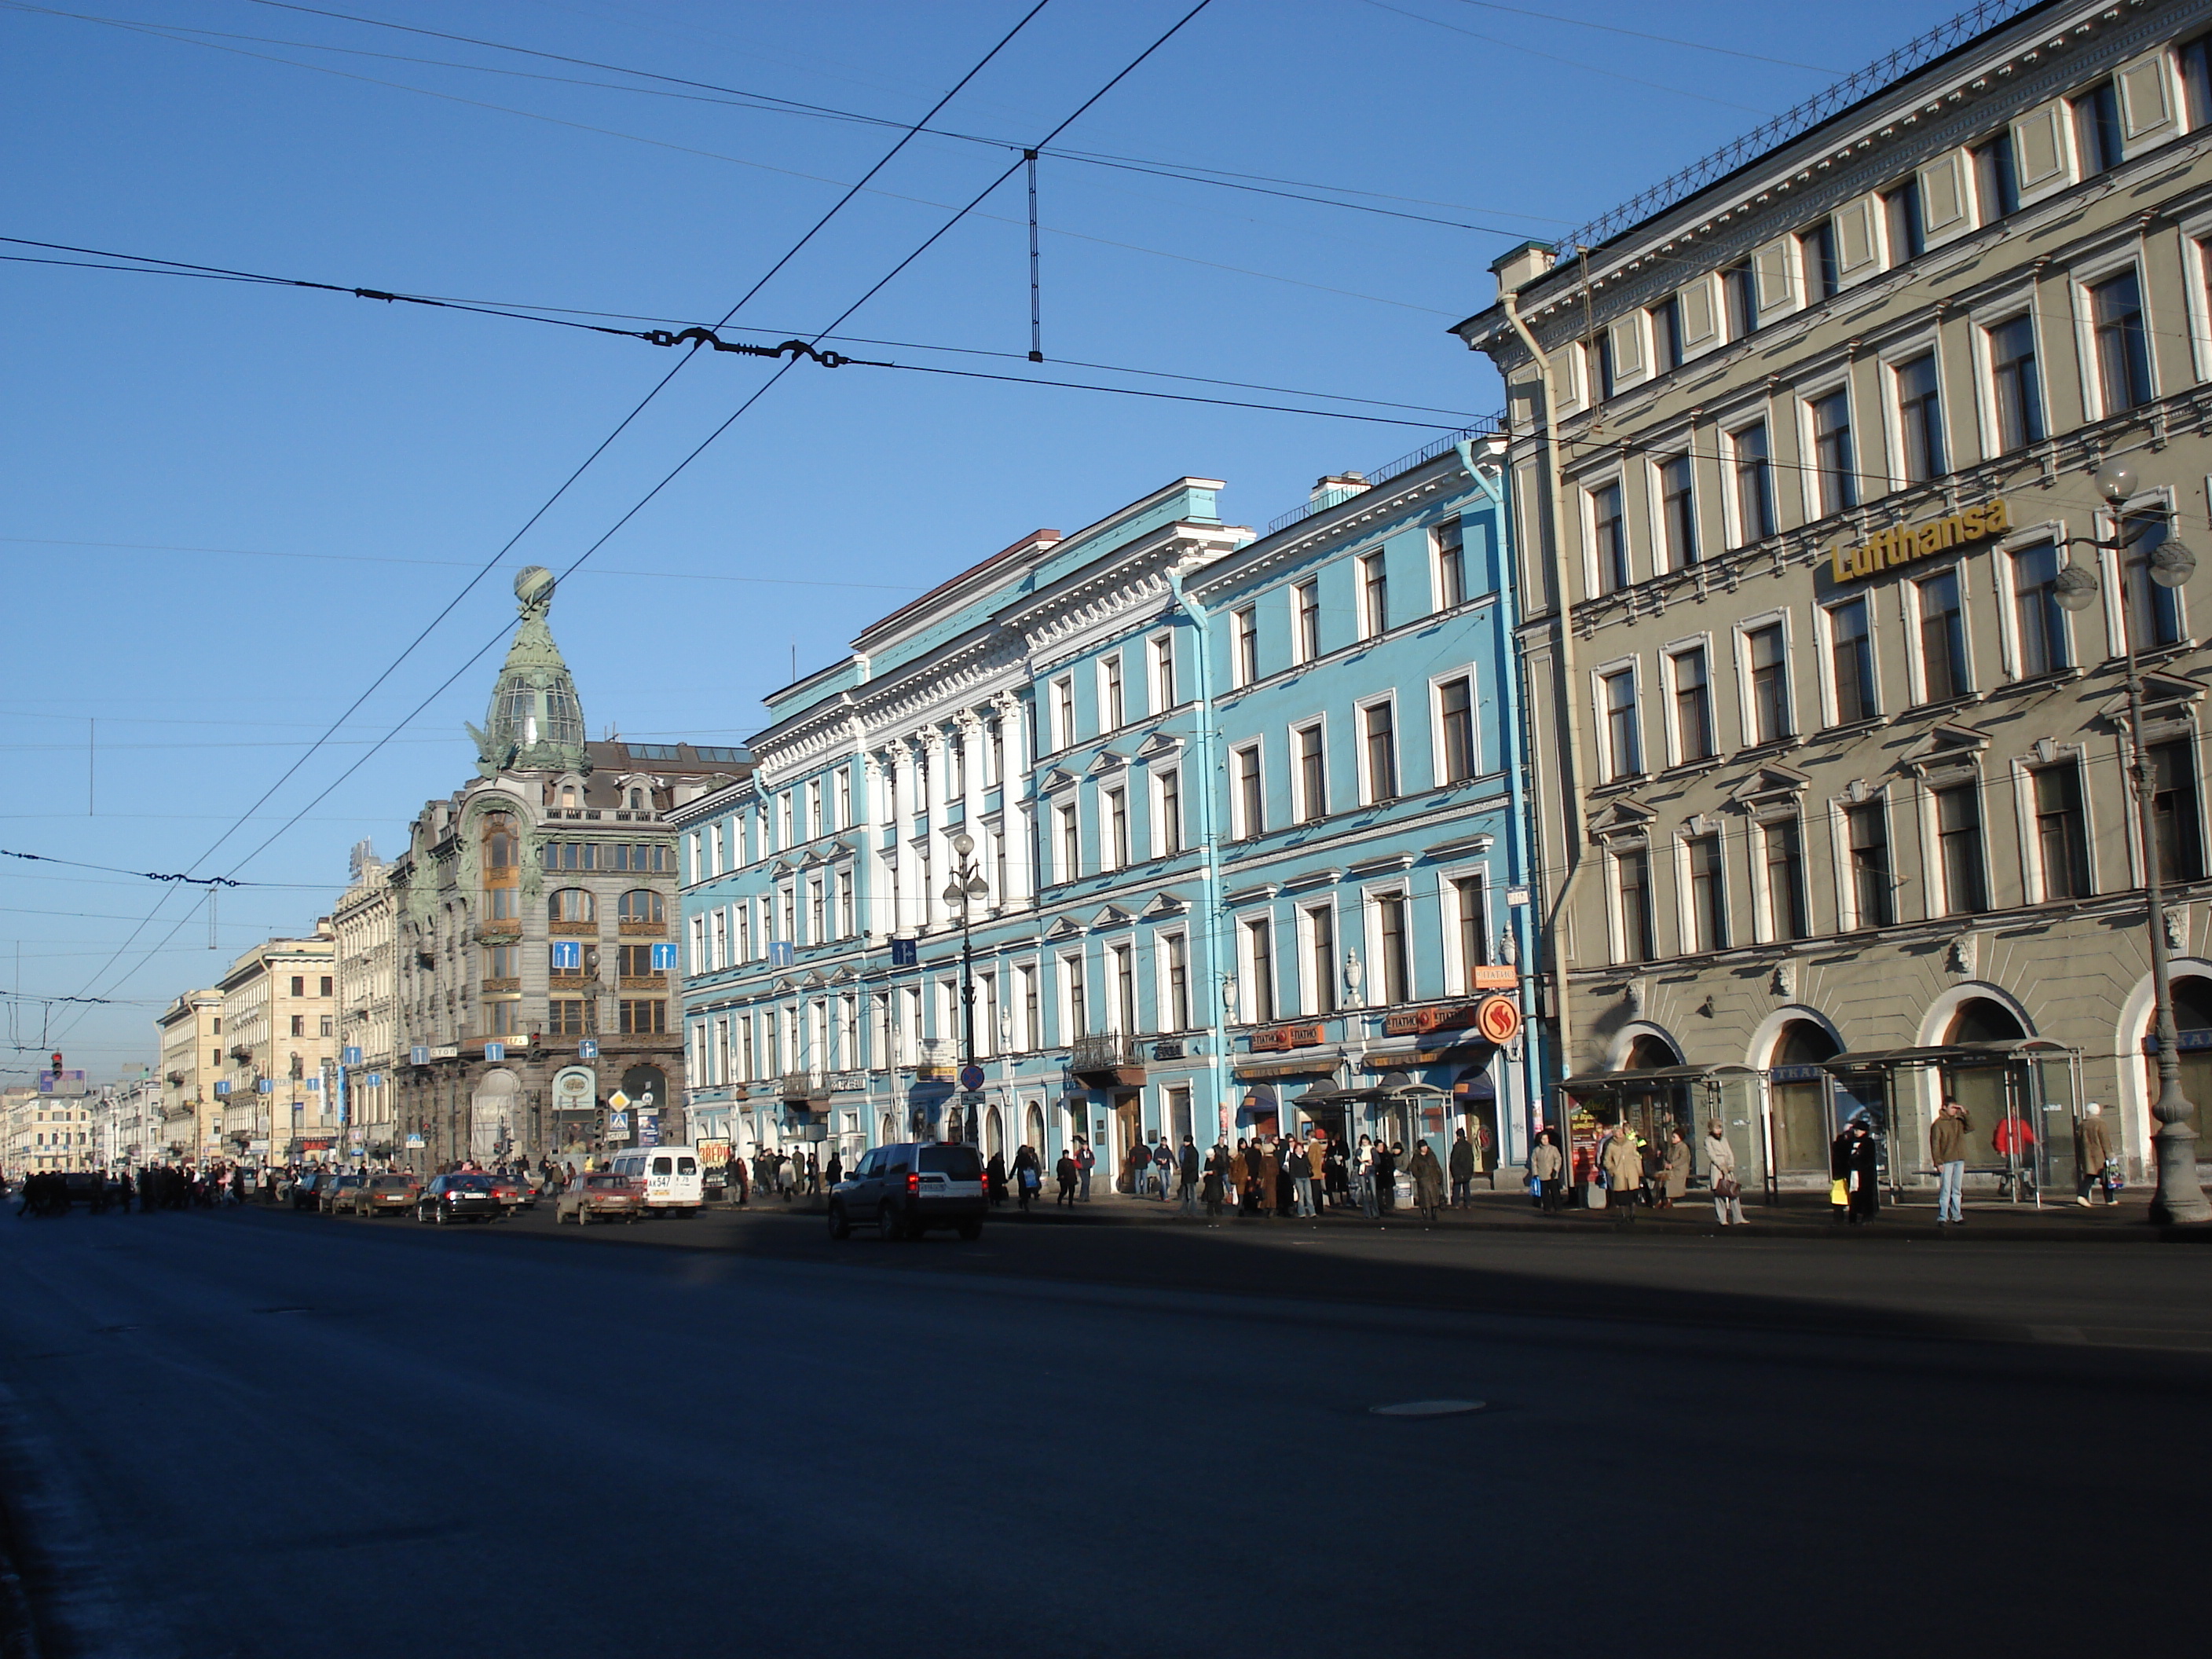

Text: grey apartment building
xmin=1459 ymin=0 xmax=2212 ymax=1195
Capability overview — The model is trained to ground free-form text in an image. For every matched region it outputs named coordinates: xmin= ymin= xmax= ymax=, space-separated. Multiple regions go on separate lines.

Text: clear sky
xmin=4 ymin=0 xmax=1950 ymax=1078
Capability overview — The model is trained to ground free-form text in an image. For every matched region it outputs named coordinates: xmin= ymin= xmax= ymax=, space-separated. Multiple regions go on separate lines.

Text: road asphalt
xmin=1 ymin=1199 xmax=2207 ymax=1658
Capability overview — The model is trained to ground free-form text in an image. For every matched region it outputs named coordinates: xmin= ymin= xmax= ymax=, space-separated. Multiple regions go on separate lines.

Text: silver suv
xmin=828 ymin=1141 xmax=986 ymax=1240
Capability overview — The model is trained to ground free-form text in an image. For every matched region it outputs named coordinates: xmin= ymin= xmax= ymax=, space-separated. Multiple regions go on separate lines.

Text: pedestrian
xmin=1013 ymin=1144 xmax=1042 ymax=1213
xmin=1323 ymin=1135 xmax=1349 ymax=1209
xmin=1056 ymin=1148 xmax=1079 ymax=1206
xmin=1202 ymin=1143 xmax=1228 ymax=1223
xmin=1990 ymin=1108 xmax=2038 ymax=1199
xmin=1929 ymin=1097 xmax=1969 ymax=1226
xmin=1705 ymin=1121 xmax=1745 ymax=1226
xmin=2075 ymin=1101 xmax=2115 ymax=1207
xmin=1229 ymin=1139 xmax=1252 ymax=1218
xmin=731 ymin=1152 xmax=749 ymax=1207
xmin=1448 ymin=1127 xmax=1476 ymax=1209
xmin=1258 ymin=1137 xmax=1282 ymax=1215
xmin=1372 ymin=1141 xmax=1400 ymax=1215
xmin=1530 ymin=1129 xmax=1564 ymax=1213
xmin=1153 ymin=1133 xmax=1174 ymax=1200
xmin=1075 ymin=1137 xmax=1095 ymax=1202
xmin=1601 ymin=1121 xmax=1643 ymax=1225
xmin=1833 ymin=1117 xmax=1881 ymax=1224
xmin=1409 ymin=1141 xmax=1445 ymax=1220
xmin=825 ymin=1148 xmax=843 ymax=1188
xmin=987 ymin=1149 xmax=1009 ymax=1208
xmin=1355 ymin=1135 xmax=1378 ymax=1218
xmin=1291 ymin=1134 xmax=1317 ymax=1218
xmin=1178 ymin=1135 xmax=1200 ymax=1216
xmin=1659 ymin=1130 xmax=1690 ymax=1210
xmin=1125 ymin=1137 xmax=1148 ymax=1197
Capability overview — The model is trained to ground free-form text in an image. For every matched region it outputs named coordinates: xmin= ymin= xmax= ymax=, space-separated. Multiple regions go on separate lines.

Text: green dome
xmin=467 ymin=569 xmax=589 ymax=776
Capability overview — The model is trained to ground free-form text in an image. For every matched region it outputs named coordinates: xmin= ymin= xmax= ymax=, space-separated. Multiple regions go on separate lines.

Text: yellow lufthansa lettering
xmin=1832 ymin=498 xmax=2009 ymax=584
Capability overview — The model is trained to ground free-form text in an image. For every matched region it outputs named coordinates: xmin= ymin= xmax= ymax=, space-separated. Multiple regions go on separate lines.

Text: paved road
xmin=2 ymin=1204 xmax=2207 ymax=1659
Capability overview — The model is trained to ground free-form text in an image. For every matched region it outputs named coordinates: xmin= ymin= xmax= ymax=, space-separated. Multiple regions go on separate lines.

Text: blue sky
xmin=3 ymin=0 xmax=1950 ymax=1076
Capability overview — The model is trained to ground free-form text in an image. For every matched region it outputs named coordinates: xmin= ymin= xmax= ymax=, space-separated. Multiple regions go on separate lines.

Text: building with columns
xmin=678 ymin=445 xmax=1536 ymax=1182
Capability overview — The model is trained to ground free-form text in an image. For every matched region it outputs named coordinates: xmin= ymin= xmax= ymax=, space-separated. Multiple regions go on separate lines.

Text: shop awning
xmin=1233 ymin=1054 xmax=1342 ymax=1080
xmin=1292 ymin=1086 xmax=1361 ymax=1109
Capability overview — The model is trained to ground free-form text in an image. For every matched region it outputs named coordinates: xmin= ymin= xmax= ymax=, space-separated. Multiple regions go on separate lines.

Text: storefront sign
xmin=1474 ymin=994 xmax=1522 ymax=1045
xmin=1831 ymin=498 xmax=2009 ymax=583
xmin=1385 ymin=994 xmax=1514 ymax=1037
xmin=1250 ymin=1022 xmax=1328 ymax=1052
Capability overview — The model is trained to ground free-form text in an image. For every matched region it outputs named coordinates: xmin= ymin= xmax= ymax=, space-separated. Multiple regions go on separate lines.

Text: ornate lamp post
xmin=942 ymin=832 xmax=991 ymax=1144
xmin=2053 ymin=460 xmax=2210 ymax=1224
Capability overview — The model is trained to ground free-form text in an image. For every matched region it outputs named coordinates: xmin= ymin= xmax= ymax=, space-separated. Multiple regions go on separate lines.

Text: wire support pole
xmin=1026 ymin=149 xmax=1043 ymax=362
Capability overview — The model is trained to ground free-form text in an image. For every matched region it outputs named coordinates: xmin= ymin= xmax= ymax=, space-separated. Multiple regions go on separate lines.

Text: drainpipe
xmin=1501 ymin=285 xmax=1589 ymax=1122
xmin=1166 ymin=555 xmax=1232 ymax=1144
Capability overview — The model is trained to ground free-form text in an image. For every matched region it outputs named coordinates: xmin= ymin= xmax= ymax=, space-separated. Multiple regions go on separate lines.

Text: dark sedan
xmin=414 ymin=1174 xmax=500 ymax=1225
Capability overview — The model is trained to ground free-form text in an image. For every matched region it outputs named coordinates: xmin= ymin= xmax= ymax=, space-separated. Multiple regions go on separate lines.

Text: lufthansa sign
xmin=1831 ymin=498 xmax=2009 ymax=583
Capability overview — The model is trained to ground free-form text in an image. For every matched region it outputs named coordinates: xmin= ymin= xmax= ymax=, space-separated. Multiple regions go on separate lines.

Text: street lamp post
xmin=943 ymin=832 xmax=991 ymax=1145
xmin=2053 ymin=461 xmax=2210 ymax=1224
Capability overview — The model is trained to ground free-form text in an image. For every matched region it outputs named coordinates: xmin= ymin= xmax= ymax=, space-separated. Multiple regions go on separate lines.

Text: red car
xmin=487 ymin=1174 xmax=530 ymax=1216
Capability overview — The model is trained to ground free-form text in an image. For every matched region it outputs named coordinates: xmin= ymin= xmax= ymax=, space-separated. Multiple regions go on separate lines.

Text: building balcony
xmin=617 ymin=920 xmax=668 ymax=938
xmin=477 ymin=920 xmax=522 ymax=941
xmin=1071 ymin=1032 xmax=1147 ymax=1086
xmin=550 ymin=920 xmax=599 ymax=937
xmin=617 ymin=974 xmax=668 ymax=991
xmin=480 ymin=977 xmax=521 ymax=994
xmin=778 ymin=1070 xmax=830 ymax=1103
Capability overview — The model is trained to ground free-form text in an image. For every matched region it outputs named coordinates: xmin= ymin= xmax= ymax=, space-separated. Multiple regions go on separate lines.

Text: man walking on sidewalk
xmin=1075 ymin=1137 xmax=1095 ymax=1202
xmin=1448 ymin=1127 xmax=1475 ymax=1210
xmin=2075 ymin=1101 xmax=2115 ymax=1206
xmin=1930 ymin=1097 xmax=1969 ymax=1226
xmin=1178 ymin=1134 xmax=1200 ymax=1214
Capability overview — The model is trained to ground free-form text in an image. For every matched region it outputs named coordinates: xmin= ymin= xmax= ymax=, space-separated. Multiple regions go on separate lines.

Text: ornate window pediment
xmin=2098 ymin=671 xmax=2205 ymax=743
xmin=1135 ymin=731 xmax=1184 ymax=758
xmin=1086 ymin=749 xmax=1131 ymax=777
xmin=1728 ymin=762 xmax=1810 ymax=815
xmin=1044 ymin=914 xmax=1087 ymax=939
xmin=1587 ymin=797 xmax=1655 ymax=848
xmin=1039 ymin=767 xmax=1079 ymax=795
xmin=1090 ymin=904 xmax=1135 ymax=929
xmin=1139 ymin=891 xmax=1190 ymax=917
xmin=1903 ymin=723 xmax=1987 ymax=785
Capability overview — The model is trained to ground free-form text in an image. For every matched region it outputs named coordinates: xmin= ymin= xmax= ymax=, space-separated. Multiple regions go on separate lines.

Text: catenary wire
xmin=44 ymin=0 xmax=1065 ymax=1027
xmin=53 ymin=0 xmax=1222 ymax=1032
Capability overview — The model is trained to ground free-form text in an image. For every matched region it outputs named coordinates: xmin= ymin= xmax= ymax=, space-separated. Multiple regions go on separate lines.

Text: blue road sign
xmin=411 ymin=1045 xmax=430 ymax=1066
xmin=214 ymin=1080 xmax=231 ymax=1096
xmin=364 ymin=1073 xmax=382 ymax=1087
xmin=769 ymin=939 xmax=795 ymax=967
xmin=578 ymin=1038 xmax=599 ymax=1060
xmin=959 ymin=1064 xmax=985 ymax=1090
xmin=342 ymin=1046 xmax=363 ymax=1067
xmin=550 ymin=939 xmax=582 ymax=972
xmin=890 ymin=937 xmax=917 ymax=967
xmin=650 ymin=942 xmax=677 ymax=972
xmin=485 ymin=1042 xmax=506 ymax=1062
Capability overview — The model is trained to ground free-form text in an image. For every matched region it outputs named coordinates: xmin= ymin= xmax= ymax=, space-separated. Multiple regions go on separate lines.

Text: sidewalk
xmin=768 ymin=1183 xmax=2211 ymax=1242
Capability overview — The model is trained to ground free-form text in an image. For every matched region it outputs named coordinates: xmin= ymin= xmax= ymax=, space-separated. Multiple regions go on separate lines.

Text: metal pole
xmin=2117 ymin=520 xmax=2210 ymax=1223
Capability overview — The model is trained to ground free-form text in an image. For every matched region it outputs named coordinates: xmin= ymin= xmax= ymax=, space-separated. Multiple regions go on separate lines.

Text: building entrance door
xmin=1112 ymin=1090 xmax=1142 ymax=1188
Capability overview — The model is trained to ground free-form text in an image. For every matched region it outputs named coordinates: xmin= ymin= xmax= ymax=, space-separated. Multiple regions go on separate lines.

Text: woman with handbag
xmin=1705 ymin=1121 xmax=1745 ymax=1226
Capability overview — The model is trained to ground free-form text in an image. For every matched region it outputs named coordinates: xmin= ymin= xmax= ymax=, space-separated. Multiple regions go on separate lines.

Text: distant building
xmin=156 ymin=987 xmax=223 ymax=1161
xmin=217 ymin=927 xmax=339 ymax=1162
xmin=333 ymin=841 xmax=397 ymax=1159
xmin=387 ymin=566 xmax=748 ymax=1169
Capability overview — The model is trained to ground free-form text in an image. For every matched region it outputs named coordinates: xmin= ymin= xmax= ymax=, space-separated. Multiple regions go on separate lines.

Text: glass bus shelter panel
xmin=1710 ymin=1071 xmax=1763 ymax=1190
xmin=2033 ymin=1052 xmax=2082 ymax=1196
xmin=1767 ymin=1068 xmax=1832 ymax=1175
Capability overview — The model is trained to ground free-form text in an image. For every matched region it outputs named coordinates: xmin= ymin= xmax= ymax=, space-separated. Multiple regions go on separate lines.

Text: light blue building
xmin=674 ymin=428 xmax=1540 ymax=1186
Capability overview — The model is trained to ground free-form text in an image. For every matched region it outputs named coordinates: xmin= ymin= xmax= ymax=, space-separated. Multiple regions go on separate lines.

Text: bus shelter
xmin=1818 ymin=1038 xmax=2082 ymax=1204
xmin=1558 ymin=1064 xmax=1760 ymax=1203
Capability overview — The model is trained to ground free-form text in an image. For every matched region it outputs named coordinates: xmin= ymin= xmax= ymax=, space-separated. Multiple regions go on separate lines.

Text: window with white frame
xmin=1358 ymin=552 xmax=1390 ymax=638
xmin=1759 ymin=815 xmax=1809 ymax=940
xmin=686 ymin=830 xmax=701 ymax=884
xmin=2086 ymin=266 xmax=2153 ymax=416
xmin=1149 ymin=632 xmax=1177 ymax=711
xmin=1983 ymin=313 xmax=2046 ymax=452
xmin=1292 ymin=721 xmax=1328 ymax=823
xmin=1370 ymin=889 xmax=1412 ymax=1005
xmin=711 ymin=907 xmax=728 ymax=969
xmin=1054 ymin=800 xmax=1079 ymax=883
xmin=1613 ymin=844 xmax=1655 ymax=962
xmin=1298 ymin=902 xmax=1337 ymax=1015
xmin=1100 ymin=652 xmax=1126 ymax=731
xmin=1016 ymin=964 xmax=1039 ymax=1051
xmin=688 ymin=914 xmax=707 ymax=975
xmin=1727 ymin=420 xmax=1776 ymax=545
xmin=1232 ymin=744 xmax=1264 ymax=839
xmin=1893 ymin=351 xmax=1946 ymax=484
xmin=1241 ymin=915 xmax=1278 ymax=1023
xmin=1153 ymin=764 xmax=1184 ymax=856
xmin=2112 ymin=498 xmax=2188 ymax=651
xmin=1589 ymin=479 xmax=1628 ymax=594
xmin=1599 ymin=665 xmax=1643 ymax=780
xmin=1433 ymin=517 xmax=1467 ymax=610
xmin=1358 ymin=698 xmax=1398 ymax=804
xmin=1447 ymin=872 xmax=1489 ymax=993
xmin=1232 ymin=606 xmax=1259 ymax=686
xmin=1103 ymin=786 xmax=1130 ymax=870
xmin=835 ymin=769 xmax=851 ymax=830
xmin=2031 ymin=758 xmax=2092 ymax=900
xmin=1914 ymin=568 xmax=1972 ymax=701
xmin=1822 ymin=596 xmax=1878 ymax=725
xmin=1158 ymin=930 xmax=1191 ymax=1031
xmin=1051 ymin=676 xmax=1076 ymax=750
xmin=1807 ymin=386 xmax=1859 ymax=517
xmin=1435 ymin=674 xmax=1477 ymax=784
xmin=1292 ymin=579 xmax=1321 ymax=664
xmin=1741 ymin=621 xmax=1792 ymax=745
xmin=1683 ymin=830 xmax=1727 ymax=952
xmin=1656 ymin=453 xmax=1697 ymax=571
xmin=1060 ymin=951 xmax=1088 ymax=1040
xmin=2007 ymin=540 xmax=2071 ymax=678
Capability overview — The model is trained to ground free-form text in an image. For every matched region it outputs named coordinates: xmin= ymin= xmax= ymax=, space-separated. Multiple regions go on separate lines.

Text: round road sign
xmin=1474 ymin=994 xmax=1522 ymax=1046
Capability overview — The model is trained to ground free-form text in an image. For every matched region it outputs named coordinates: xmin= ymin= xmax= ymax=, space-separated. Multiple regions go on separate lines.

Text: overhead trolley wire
xmin=53 ymin=0 xmax=1221 ymax=1033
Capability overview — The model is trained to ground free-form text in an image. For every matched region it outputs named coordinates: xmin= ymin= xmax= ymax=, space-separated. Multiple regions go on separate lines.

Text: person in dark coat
xmin=1832 ymin=1118 xmax=1881 ymax=1223
xmin=1448 ymin=1129 xmax=1477 ymax=1208
xmin=1371 ymin=1141 xmax=1399 ymax=1214
xmin=986 ymin=1150 xmax=1009 ymax=1207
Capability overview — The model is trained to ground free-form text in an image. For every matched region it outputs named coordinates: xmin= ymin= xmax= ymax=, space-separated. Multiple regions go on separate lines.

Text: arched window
xmin=618 ymin=889 xmax=665 ymax=925
xmin=1940 ymin=998 xmax=2029 ymax=1157
xmin=1769 ymin=1019 xmax=1840 ymax=1174
xmin=559 ymin=785 xmax=579 ymax=810
xmin=482 ymin=811 xmax=516 ymax=872
xmin=550 ymin=888 xmax=595 ymax=925
xmin=628 ymin=788 xmax=645 ymax=811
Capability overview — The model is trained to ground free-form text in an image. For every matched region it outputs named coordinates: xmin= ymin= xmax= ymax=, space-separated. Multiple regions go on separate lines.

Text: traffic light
xmin=49 ymin=1051 xmax=62 ymax=1074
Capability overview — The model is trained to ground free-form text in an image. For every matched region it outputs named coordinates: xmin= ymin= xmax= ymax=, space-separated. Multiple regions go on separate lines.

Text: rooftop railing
xmin=1262 ymin=417 xmax=1503 ymax=537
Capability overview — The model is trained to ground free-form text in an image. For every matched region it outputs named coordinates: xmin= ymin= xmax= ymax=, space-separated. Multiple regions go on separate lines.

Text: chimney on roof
xmin=1310 ymin=474 xmax=1368 ymax=510
xmin=1489 ymin=239 xmax=1557 ymax=302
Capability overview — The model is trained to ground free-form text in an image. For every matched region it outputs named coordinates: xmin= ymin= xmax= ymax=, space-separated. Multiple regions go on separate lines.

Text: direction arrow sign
xmin=577 ymin=1038 xmax=599 ymax=1060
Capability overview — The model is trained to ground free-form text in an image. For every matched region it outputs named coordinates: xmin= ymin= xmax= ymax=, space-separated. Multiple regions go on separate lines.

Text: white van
xmin=607 ymin=1147 xmax=704 ymax=1214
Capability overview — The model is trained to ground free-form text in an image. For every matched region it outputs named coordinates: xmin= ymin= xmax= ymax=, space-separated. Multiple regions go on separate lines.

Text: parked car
xmin=353 ymin=1174 xmax=420 ymax=1216
xmin=606 ymin=1148 xmax=705 ymax=1214
xmin=290 ymin=1170 xmax=328 ymax=1211
xmin=318 ymin=1174 xmax=366 ymax=1214
xmin=555 ymin=1171 xmax=643 ymax=1225
xmin=828 ymin=1141 xmax=986 ymax=1240
xmin=414 ymin=1174 xmax=500 ymax=1225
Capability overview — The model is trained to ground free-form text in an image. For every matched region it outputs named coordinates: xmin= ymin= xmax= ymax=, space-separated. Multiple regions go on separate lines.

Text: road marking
xmin=1370 ymin=1399 xmax=1487 ymax=1417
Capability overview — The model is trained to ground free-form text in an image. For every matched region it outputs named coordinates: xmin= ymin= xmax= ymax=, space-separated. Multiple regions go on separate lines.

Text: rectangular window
xmin=1670 ymin=647 xmax=1713 ymax=763
xmin=1589 ymin=330 xmax=1617 ymax=401
xmin=2123 ymin=514 xmax=2187 ymax=650
xmin=2034 ymin=763 xmax=2091 ymax=899
xmin=1104 ymin=787 xmax=1130 ymax=870
xmin=838 ymin=872 xmax=855 ymax=937
xmin=1433 ymin=519 xmax=1466 ymax=610
xmin=1848 ymin=803 xmax=1894 ymax=928
xmin=1972 ymin=134 xmax=2020 ymax=219
xmin=548 ymin=998 xmax=593 ymax=1036
xmin=1686 ymin=833 xmax=1727 ymax=952
xmin=1306 ymin=903 xmax=1337 ymax=1015
xmin=1826 ymin=597 xmax=1877 ymax=725
xmin=1234 ymin=745 xmax=1263 ymax=839
xmin=1111 ymin=943 xmax=1138 ymax=1034
xmin=1375 ymin=894 xmax=1410 ymax=1004
xmin=1658 ymin=455 xmax=1697 ymax=569
xmin=1051 ymin=676 xmax=1075 ymax=749
xmin=1293 ymin=579 xmax=1322 ymax=661
xmin=485 ymin=1000 xmax=522 ymax=1036
xmin=1246 ymin=917 xmax=1276 ymax=1023
xmin=1764 ymin=818 xmax=1808 ymax=939
xmin=617 ymin=943 xmax=659 ymax=977
xmin=1602 ymin=668 xmax=1642 ymax=779
xmin=1295 ymin=723 xmax=1327 ymax=822
xmin=2076 ymin=79 xmax=2123 ymax=176
xmin=1233 ymin=606 xmax=1259 ymax=685
xmin=1730 ymin=422 xmax=1774 ymax=545
xmin=618 ymin=999 xmax=668 ymax=1035
xmin=1591 ymin=481 xmax=1628 ymax=593
xmin=1362 ymin=701 xmax=1398 ymax=803
xmin=1917 ymin=570 xmax=1969 ymax=701
xmin=1020 ymin=965 xmax=1039 ymax=1050
xmin=1063 ymin=954 xmax=1088 ymax=1039
xmin=1617 ymin=848 xmax=1654 ymax=962
xmin=1101 ymin=654 xmax=1125 ymax=731
xmin=1156 ymin=767 xmax=1183 ymax=855
xmin=1056 ymin=803 xmax=1079 ymax=881
xmin=2010 ymin=541 xmax=2070 ymax=677
xmin=290 ymin=1015 xmax=306 ymax=1038
xmin=1804 ymin=219 xmax=1840 ymax=301
xmin=1437 ymin=676 xmax=1477 ymax=783
xmin=484 ymin=943 xmax=520 ymax=980
xmin=1987 ymin=315 xmax=2045 ymax=452
xmin=1165 ymin=932 xmax=1190 ymax=1031
xmin=291 ymin=976 xmax=305 ymax=998
xmin=1936 ymin=782 xmax=1988 ymax=914
xmin=1652 ymin=294 xmax=1684 ymax=372
xmin=1453 ymin=875 xmax=1489 ymax=984
xmin=1150 ymin=634 xmax=1177 ymax=710
xmin=1885 ymin=175 xmax=1925 ymax=262
xmin=2183 ymin=34 xmax=2212 ymax=129
xmin=1810 ymin=389 xmax=1858 ymax=516
xmin=1747 ymin=623 xmax=1789 ymax=745
xmin=319 ymin=975 xmax=332 ymax=997
xmin=1895 ymin=353 xmax=1945 ymax=483
xmin=1359 ymin=553 xmax=1390 ymax=638
xmin=2090 ymin=269 xmax=2152 ymax=413
xmin=2150 ymin=739 xmax=2207 ymax=882
xmin=1723 ymin=260 xmax=1758 ymax=340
